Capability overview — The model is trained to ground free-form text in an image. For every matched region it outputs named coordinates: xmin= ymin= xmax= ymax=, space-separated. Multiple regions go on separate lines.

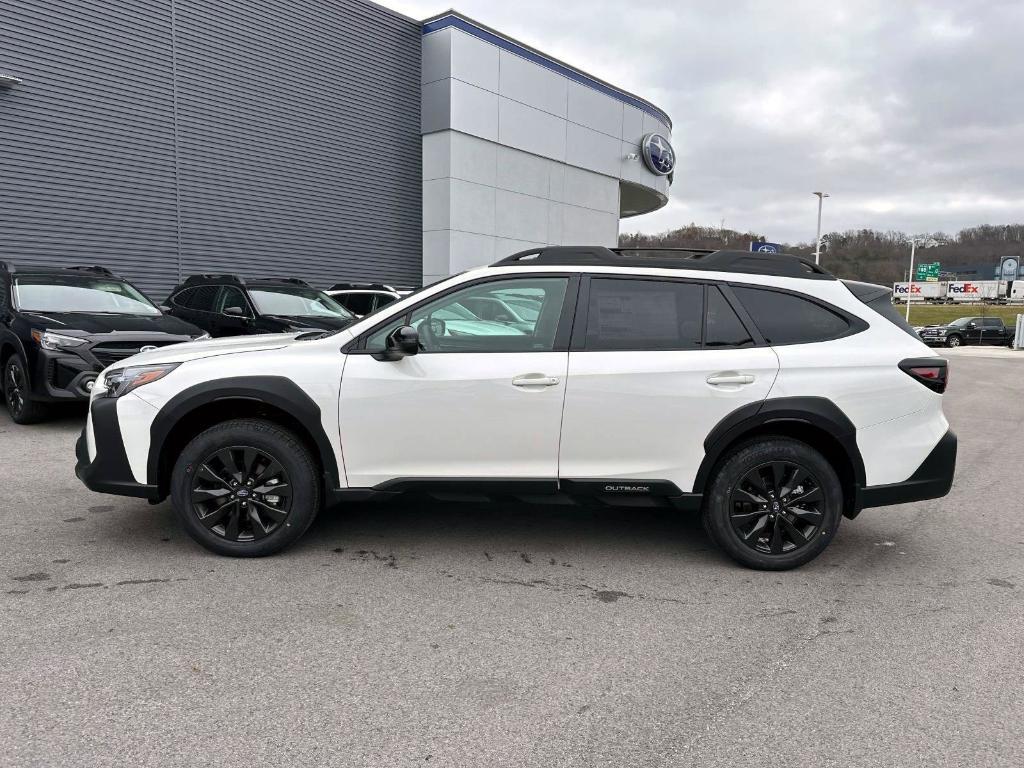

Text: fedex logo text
xmin=949 ymin=283 xmax=980 ymax=294
xmin=894 ymin=284 xmax=922 ymax=295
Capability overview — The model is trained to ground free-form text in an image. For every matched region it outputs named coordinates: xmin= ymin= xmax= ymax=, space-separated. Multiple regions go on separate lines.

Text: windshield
xmin=248 ymin=287 xmax=354 ymax=319
xmin=949 ymin=317 xmax=975 ymax=328
xmin=14 ymin=276 xmax=161 ymax=315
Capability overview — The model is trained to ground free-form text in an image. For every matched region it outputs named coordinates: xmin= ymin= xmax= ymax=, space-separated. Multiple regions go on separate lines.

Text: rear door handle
xmin=706 ymin=372 xmax=755 ymax=386
xmin=512 ymin=374 xmax=561 ymax=388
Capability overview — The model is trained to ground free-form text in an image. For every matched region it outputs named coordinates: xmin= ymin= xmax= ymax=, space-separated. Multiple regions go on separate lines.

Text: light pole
xmin=813 ymin=192 xmax=829 ymax=264
xmin=905 ymin=238 xmax=918 ymax=322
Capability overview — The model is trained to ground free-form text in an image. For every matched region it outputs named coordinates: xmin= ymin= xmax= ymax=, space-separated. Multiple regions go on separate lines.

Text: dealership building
xmin=2 ymin=1 xmax=674 ymax=296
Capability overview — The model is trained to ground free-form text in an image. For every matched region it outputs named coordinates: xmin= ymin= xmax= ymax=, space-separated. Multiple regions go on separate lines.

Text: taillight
xmin=899 ymin=358 xmax=948 ymax=394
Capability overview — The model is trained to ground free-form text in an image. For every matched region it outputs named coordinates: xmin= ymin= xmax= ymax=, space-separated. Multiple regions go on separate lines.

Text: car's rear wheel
xmin=945 ymin=335 xmax=962 ymax=348
xmin=171 ymin=419 xmax=321 ymax=557
xmin=3 ymin=356 xmax=47 ymax=424
xmin=703 ymin=437 xmax=842 ymax=570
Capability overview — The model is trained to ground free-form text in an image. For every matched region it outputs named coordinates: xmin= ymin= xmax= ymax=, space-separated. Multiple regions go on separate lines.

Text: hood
xmin=21 ymin=310 xmax=203 ymax=337
xmin=106 ymin=332 xmax=304 ymax=368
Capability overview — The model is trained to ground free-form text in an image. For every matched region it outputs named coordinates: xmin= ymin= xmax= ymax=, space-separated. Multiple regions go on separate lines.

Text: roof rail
xmin=182 ymin=273 xmax=244 ymax=286
xmin=328 ymin=282 xmax=401 ymax=292
xmin=67 ymin=265 xmax=117 ymax=276
xmin=251 ymin=277 xmax=313 ymax=288
xmin=492 ymin=246 xmax=834 ymax=280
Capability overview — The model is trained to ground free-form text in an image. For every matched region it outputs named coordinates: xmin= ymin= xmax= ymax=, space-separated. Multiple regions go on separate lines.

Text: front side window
xmin=585 ymin=278 xmax=703 ymax=351
xmin=217 ymin=286 xmax=252 ymax=316
xmin=366 ymin=277 xmax=569 ymax=353
xmin=248 ymin=287 xmax=354 ymax=320
xmin=732 ymin=286 xmax=850 ymax=345
xmin=336 ymin=293 xmax=376 ymax=316
xmin=983 ymin=318 xmax=1001 ymax=327
xmin=14 ymin=276 xmax=160 ymax=316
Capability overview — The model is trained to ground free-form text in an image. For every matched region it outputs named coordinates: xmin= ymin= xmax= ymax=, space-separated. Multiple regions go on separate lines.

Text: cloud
xmin=382 ymin=0 xmax=1024 ymax=242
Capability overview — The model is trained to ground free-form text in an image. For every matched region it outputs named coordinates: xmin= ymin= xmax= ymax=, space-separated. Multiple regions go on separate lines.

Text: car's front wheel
xmin=945 ymin=334 xmax=962 ymax=348
xmin=703 ymin=437 xmax=843 ymax=570
xmin=3 ymin=356 xmax=47 ymax=424
xmin=171 ymin=419 xmax=321 ymax=557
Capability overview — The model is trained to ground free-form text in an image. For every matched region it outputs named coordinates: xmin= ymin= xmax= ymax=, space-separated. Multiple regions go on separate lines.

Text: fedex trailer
xmin=892 ymin=282 xmax=947 ymax=303
xmin=947 ymin=280 xmax=1007 ymax=302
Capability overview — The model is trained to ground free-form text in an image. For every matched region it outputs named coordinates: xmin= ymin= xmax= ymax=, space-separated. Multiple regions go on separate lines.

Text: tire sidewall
xmin=171 ymin=420 xmax=320 ymax=557
xmin=703 ymin=438 xmax=843 ymax=570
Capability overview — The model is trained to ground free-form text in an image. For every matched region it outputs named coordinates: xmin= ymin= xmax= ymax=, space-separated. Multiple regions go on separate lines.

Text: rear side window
xmin=705 ymin=287 xmax=754 ymax=348
xmin=732 ymin=286 xmax=849 ymax=345
xmin=586 ymin=278 xmax=703 ymax=351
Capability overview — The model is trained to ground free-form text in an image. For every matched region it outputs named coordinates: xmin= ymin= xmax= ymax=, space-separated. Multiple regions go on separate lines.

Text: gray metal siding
xmin=1 ymin=0 xmax=422 ymax=298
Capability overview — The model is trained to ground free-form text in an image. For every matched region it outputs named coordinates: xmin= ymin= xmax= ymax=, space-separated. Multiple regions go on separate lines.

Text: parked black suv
xmin=1 ymin=262 xmax=206 ymax=424
xmin=164 ymin=275 xmax=356 ymax=337
xmin=918 ymin=316 xmax=1014 ymax=347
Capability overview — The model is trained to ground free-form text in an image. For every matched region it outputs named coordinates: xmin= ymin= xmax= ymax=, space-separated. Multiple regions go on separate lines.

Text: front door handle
xmin=706 ymin=372 xmax=755 ymax=386
xmin=512 ymin=374 xmax=561 ymax=388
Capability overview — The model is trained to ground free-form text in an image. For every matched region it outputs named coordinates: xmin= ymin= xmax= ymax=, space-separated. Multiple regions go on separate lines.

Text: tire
xmin=702 ymin=437 xmax=843 ymax=570
xmin=170 ymin=418 xmax=321 ymax=557
xmin=3 ymin=356 xmax=47 ymax=424
xmin=945 ymin=335 xmax=962 ymax=348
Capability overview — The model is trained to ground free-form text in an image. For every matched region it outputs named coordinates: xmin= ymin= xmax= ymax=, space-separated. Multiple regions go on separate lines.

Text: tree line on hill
xmin=619 ymin=223 xmax=1024 ymax=284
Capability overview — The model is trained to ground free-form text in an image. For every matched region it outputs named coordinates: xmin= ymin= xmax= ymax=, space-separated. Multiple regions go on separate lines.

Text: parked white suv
xmin=75 ymin=248 xmax=956 ymax=569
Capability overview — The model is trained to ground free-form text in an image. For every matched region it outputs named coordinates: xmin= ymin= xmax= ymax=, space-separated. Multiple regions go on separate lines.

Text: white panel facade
xmin=421 ymin=18 xmax=673 ymax=283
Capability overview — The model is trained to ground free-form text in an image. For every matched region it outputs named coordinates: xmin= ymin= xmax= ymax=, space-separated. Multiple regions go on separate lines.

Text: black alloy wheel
xmin=4 ymin=357 xmax=44 ymax=424
xmin=190 ymin=446 xmax=292 ymax=542
xmin=729 ymin=461 xmax=825 ymax=555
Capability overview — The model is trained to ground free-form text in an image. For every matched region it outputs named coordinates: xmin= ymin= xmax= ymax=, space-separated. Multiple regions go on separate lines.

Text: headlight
xmin=103 ymin=363 xmax=180 ymax=398
xmin=31 ymin=330 xmax=86 ymax=351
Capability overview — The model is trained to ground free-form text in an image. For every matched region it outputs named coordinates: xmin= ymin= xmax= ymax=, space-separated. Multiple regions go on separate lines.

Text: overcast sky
xmin=381 ymin=0 xmax=1023 ymax=244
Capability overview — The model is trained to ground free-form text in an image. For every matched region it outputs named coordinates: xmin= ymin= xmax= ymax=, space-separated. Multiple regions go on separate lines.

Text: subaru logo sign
xmin=641 ymin=133 xmax=675 ymax=176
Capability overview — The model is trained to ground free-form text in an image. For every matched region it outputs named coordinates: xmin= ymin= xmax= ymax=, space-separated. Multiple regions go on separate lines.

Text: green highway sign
xmin=915 ymin=262 xmax=941 ymax=282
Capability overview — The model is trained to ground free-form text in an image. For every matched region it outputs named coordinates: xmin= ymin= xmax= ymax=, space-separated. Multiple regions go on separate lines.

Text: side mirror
xmin=223 ymin=306 xmax=246 ymax=318
xmin=966 ymin=322 xmax=976 ymax=329
xmin=373 ymin=325 xmax=419 ymax=361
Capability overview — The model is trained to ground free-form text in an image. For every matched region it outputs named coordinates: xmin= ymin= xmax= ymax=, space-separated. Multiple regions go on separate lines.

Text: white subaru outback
xmin=75 ymin=248 xmax=956 ymax=570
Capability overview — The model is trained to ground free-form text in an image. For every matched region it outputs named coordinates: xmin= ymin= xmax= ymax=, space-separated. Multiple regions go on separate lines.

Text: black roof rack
xmin=180 ymin=274 xmax=315 ymax=289
xmin=182 ymin=273 xmax=244 ymax=286
xmin=66 ymin=265 xmax=116 ymax=276
xmin=0 ymin=261 xmax=123 ymax=278
xmin=328 ymin=282 xmax=404 ymax=292
xmin=493 ymin=246 xmax=834 ymax=280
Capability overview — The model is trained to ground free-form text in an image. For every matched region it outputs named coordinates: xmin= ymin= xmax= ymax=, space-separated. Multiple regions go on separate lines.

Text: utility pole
xmin=905 ymin=238 xmax=917 ymax=322
xmin=812 ymin=192 xmax=829 ymax=264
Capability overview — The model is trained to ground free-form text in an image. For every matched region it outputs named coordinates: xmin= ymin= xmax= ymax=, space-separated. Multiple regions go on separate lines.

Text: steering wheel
xmin=417 ymin=316 xmax=446 ymax=349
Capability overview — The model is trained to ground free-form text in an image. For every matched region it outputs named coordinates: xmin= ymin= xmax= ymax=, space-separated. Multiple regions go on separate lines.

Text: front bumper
xmin=75 ymin=397 xmax=160 ymax=500
xmin=859 ymin=429 xmax=957 ymax=510
xmin=31 ymin=349 xmax=98 ymax=402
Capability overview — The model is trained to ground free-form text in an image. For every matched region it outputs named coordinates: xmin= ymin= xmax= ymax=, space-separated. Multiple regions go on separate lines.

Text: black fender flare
xmin=147 ymin=376 xmax=341 ymax=490
xmin=692 ymin=396 xmax=866 ymax=496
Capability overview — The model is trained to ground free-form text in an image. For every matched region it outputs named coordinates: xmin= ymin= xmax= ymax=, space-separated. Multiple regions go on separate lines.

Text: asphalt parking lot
xmin=2 ymin=355 xmax=1022 ymax=767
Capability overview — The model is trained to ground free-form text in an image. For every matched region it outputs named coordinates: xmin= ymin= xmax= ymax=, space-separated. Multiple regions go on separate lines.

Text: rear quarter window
xmin=732 ymin=286 xmax=850 ymax=345
xmin=842 ymin=280 xmax=919 ymax=339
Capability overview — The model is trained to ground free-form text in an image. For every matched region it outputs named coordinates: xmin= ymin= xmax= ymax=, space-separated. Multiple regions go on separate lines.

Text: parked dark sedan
xmin=1 ymin=263 xmax=206 ymax=424
xmin=163 ymin=275 xmax=356 ymax=337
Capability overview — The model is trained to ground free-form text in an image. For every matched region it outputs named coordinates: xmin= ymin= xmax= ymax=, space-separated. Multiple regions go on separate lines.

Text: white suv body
xmin=76 ymin=248 xmax=956 ymax=569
